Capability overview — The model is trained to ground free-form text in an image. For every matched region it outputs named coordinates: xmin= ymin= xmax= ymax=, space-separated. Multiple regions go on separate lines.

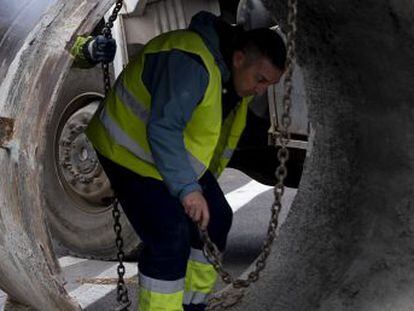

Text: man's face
xmin=232 ymin=50 xmax=284 ymax=97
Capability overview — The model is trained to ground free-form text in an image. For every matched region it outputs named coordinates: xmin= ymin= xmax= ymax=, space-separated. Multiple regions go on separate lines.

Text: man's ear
xmin=232 ymin=50 xmax=246 ymax=69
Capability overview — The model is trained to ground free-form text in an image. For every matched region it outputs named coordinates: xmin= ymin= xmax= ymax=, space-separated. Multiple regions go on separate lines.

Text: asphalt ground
xmin=1 ymin=168 xmax=297 ymax=310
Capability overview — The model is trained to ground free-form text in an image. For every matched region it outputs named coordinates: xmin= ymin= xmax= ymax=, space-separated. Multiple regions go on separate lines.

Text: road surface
xmin=1 ymin=168 xmax=297 ymax=310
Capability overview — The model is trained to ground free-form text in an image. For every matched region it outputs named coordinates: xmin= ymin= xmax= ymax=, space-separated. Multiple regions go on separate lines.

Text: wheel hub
xmin=57 ymin=98 xmax=112 ymax=208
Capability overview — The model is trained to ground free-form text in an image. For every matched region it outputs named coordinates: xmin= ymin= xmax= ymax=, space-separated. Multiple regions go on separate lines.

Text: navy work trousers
xmin=97 ymin=154 xmax=233 ymax=308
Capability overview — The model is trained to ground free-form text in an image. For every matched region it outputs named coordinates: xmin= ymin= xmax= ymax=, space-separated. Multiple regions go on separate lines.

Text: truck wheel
xmin=43 ymin=67 xmax=140 ymax=260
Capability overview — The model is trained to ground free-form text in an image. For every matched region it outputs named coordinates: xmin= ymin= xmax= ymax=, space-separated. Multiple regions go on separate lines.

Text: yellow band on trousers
xmin=138 ymin=252 xmax=217 ymax=310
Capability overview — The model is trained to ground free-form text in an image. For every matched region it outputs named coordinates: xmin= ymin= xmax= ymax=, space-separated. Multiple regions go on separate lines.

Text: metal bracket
xmin=0 ymin=117 xmax=15 ymax=147
xmin=268 ymin=124 xmax=278 ymax=146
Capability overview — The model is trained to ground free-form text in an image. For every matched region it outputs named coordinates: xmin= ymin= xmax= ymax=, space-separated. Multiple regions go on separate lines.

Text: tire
xmin=43 ymin=66 xmax=140 ymax=260
xmin=228 ymin=108 xmax=306 ymax=188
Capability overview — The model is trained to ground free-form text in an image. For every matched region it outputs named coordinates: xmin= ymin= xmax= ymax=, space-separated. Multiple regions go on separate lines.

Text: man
xmin=72 ymin=11 xmax=286 ymax=311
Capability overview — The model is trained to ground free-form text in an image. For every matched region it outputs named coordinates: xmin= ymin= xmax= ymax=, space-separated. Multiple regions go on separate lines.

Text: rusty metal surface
xmin=0 ymin=0 xmax=114 ymax=310
xmin=0 ymin=117 xmax=14 ymax=147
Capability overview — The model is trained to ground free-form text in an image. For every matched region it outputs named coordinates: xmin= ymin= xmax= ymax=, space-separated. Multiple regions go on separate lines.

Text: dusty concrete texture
xmin=0 ymin=0 xmax=413 ymax=310
xmin=230 ymin=0 xmax=414 ymax=310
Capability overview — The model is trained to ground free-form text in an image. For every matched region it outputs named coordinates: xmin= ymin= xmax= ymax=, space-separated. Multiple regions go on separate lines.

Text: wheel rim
xmin=55 ymin=93 xmax=113 ymax=213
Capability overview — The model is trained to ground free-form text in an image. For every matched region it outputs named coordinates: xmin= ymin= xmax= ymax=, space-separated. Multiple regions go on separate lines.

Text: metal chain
xmin=112 ymin=198 xmax=132 ymax=311
xmin=201 ymin=0 xmax=298 ymax=309
xmin=102 ymin=0 xmax=124 ymax=96
xmin=99 ymin=1 xmax=131 ymax=310
xmin=99 ymin=0 xmax=296 ymax=309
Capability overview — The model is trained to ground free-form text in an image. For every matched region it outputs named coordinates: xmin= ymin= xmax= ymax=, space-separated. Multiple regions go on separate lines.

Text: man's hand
xmin=85 ymin=35 xmax=117 ymax=64
xmin=181 ymin=191 xmax=210 ymax=230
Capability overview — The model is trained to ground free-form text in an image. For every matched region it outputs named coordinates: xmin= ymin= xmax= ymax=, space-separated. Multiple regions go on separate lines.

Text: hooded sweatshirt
xmin=142 ymin=11 xmax=241 ymax=200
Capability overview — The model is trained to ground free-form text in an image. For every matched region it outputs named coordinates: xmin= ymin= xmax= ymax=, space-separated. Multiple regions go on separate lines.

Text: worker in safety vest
xmin=71 ymin=11 xmax=286 ymax=311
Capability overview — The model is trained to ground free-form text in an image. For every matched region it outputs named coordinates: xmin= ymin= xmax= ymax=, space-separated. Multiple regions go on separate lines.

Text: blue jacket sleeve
xmin=142 ymin=50 xmax=209 ymax=201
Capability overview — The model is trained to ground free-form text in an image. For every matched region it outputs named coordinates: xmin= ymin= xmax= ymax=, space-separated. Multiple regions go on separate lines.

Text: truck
xmin=0 ymin=0 xmax=308 ymax=309
xmin=2 ymin=0 xmax=413 ymax=310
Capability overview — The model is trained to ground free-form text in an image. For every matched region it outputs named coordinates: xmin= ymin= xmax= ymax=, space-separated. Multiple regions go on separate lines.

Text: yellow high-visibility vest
xmin=86 ymin=30 xmax=252 ymax=180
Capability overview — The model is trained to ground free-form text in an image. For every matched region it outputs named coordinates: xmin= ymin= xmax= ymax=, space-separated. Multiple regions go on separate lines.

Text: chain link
xmin=102 ymin=0 xmax=124 ymax=96
xmin=201 ymin=0 xmax=298 ymax=309
xmin=111 ymin=198 xmax=132 ymax=311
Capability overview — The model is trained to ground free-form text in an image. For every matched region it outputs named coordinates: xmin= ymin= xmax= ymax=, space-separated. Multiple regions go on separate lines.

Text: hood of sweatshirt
xmin=188 ymin=11 xmax=232 ymax=83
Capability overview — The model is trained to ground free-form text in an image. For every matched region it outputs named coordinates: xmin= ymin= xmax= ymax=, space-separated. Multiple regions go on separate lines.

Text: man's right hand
xmin=181 ymin=191 xmax=210 ymax=230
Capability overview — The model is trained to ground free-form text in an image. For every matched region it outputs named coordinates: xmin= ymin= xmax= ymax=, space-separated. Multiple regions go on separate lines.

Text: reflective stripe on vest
xmin=222 ymin=147 xmax=235 ymax=160
xmin=114 ymin=75 xmax=208 ymax=175
xmin=99 ymin=103 xmax=207 ymax=175
xmin=86 ymin=30 xmax=250 ymax=180
xmin=114 ymin=78 xmax=149 ymax=123
xmin=99 ymin=108 xmax=154 ymax=164
xmin=209 ymin=96 xmax=251 ymax=178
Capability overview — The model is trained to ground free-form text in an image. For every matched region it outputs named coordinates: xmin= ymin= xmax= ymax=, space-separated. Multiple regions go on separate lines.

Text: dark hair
xmin=233 ymin=28 xmax=287 ymax=71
